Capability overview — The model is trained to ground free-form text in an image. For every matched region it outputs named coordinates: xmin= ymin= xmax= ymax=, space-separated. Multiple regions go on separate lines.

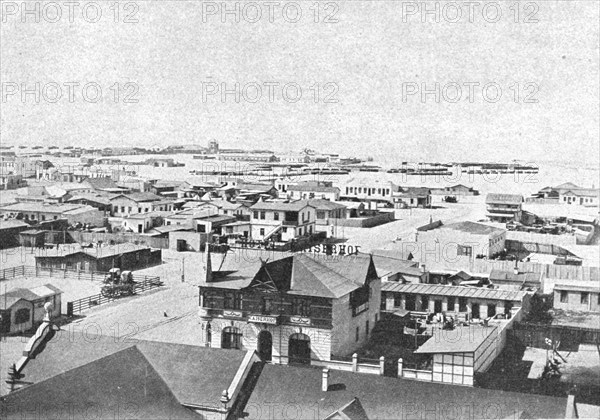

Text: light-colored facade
xmin=415 ymin=221 xmax=507 ymax=259
xmin=0 ymin=202 xmax=104 ymax=226
xmin=198 ymin=253 xmax=381 ymax=363
xmin=342 ymin=179 xmax=400 ymax=203
xmin=553 ymin=281 xmax=600 ymax=312
xmin=249 ymin=200 xmax=316 ymax=241
xmin=485 ymin=193 xmax=523 ymax=222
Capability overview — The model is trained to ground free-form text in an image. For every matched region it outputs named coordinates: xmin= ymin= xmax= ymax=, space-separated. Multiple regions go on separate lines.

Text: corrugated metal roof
xmin=381 ymin=282 xmax=526 ymax=301
xmin=415 ymin=325 xmax=498 ymax=354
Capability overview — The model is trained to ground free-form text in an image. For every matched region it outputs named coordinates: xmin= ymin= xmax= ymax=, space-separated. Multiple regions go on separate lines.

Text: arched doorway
xmin=221 ymin=327 xmax=242 ymax=349
xmin=257 ymin=330 xmax=272 ymax=362
xmin=288 ymin=333 xmax=311 ymax=365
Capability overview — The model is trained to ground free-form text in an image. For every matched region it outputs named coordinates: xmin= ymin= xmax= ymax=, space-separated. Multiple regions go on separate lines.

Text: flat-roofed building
xmin=415 ymin=221 xmax=507 ymax=259
xmin=554 ymin=281 xmax=600 ymax=313
xmin=486 ymin=193 xmax=523 ymax=222
xmin=381 ymin=282 xmax=530 ymax=321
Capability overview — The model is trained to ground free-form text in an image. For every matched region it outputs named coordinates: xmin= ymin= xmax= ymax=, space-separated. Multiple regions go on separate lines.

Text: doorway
xmin=434 ymin=300 xmax=442 ymax=314
xmin=288 ymin=333 xmax=311 ymax=365
xmin=472 ymin=303 xmax=480 ymax=320
xmin=257 ymin=330 xmax=273 ymax=362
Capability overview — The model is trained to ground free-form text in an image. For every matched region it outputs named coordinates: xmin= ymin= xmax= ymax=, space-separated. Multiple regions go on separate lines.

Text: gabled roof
xmin=3 ymin=284 xmax=62 ymax=301
xmin=554 ymin=182 xmax=581 ymax=190
xmin=325 ymin=397 xmax=369 ymax=420
xmin=245 ymin=363 xmax=567 ymax=419
xmin=1 ymin=335 xmax=248 ymax=410
xmin=486 ymin=193 xmax=523 ymax=205
xmin=395 ymin=187 xmax=431 ymax=197
xmin=84 ymin=177 xmax=119 ymax=190
xmin=250 ymin=200 xmax=315 ymax=212
xmin=1 ymin=346 xmax=203 ymax=419
xmin=307 ymin=199 xmax=347 ymax=211
xmin=109 ymin=192 xmax=162 ymax=202
xmin=0 ymin=219 xmax=29 ymax=230
xmin=242 ymin=253 xmax=376 ymax=299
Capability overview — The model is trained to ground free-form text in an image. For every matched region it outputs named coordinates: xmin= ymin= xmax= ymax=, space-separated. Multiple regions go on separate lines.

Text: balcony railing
xmin=199 ymin=307 xmax=332 ymax=328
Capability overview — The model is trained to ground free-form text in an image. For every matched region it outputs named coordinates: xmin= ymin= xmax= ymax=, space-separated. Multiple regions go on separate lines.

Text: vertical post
xmin=379 ymin=356 xmax=385 ymax=376
xmin=352 ymin=353 xmax=358 ymax=372
xmin=397 ymin=358 xmax=403 ymax=378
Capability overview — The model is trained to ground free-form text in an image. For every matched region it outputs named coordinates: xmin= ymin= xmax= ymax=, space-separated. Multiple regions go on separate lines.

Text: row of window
xmin=22 ymin=214 xmax=60 ymax=221
xmin=563 ymin=196 xmax=595 ymax=203
xmin=392 ymin=294 xmax=513 ymax=316
xmin=345 ymin=187 xmax=391 ymax=196
xmin=204 ymin=293 xmax=313 ymax=317
xmin=559 ymin=291 xmax=598 ymax=305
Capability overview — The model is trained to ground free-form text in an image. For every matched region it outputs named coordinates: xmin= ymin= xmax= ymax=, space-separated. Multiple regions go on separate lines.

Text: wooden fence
xmin=509 ymin=322 xmax=600 ymax=350
xmin=0 ymin=265 xmax=27 ymax=280
xmin=66 ymin=276 xmax=163 ymax=316
xmin=68 ymin=231 xmax=169 ymax=249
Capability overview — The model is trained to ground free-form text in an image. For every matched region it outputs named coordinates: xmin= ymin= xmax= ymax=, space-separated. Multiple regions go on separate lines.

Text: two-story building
xmin=485 ymin=193 xmax=523 ymax=223
xmin=109 ymin=192 xmax=165 ymax=217
xmin=249 ymin=200 xmax=316 ymax=241
xmin=198 ymin=251 xmax=381 ymax=364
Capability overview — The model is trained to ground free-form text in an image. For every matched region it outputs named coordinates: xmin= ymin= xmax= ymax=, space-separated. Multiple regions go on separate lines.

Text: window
xmin=138 ymin=208 xmax=142 ymax=213
xmin=459 ymin=297 xmax=468 ymax=312
xmin=15 ymin=308 xmax=30 ymax=324
xmin=203 ymin=291 xmax=216 ymax=308
xmin=394 ymin=294 xmax=403 ymax=308
xmin=447 ymin=297 xmax=455 ymax=310
xmin=128 ymin=207 xmax=132 ymax=213
xmin=260 ymin=211 xmax=266 ymax=220
xmin=581 ymin=293 xmax=589 ymax=304
xmin=224 ymin=292 xmax=242 ymax=310
xmin=560 ymin=291 xmax=568 ymax=303
xmin=274 ymin=212 xmax=279 ymax=221
xmin=262 ymin=297 xmax=273 ymax=314
xmin=41 ymin=215 xmax=46 ymax=221
xmin=366 ymin=320 xmax=370 ymax=335
xmin=292 ymin=298 xmax=310 ymax=317
xmin=457 ymin=245 xmax=473 ymax=257
xmin=222 ymin=327 xmax=242 ymax=349
xmin=253 ymin=211 xmax=258 ymax=219
xmin=355 ymin=327 xmax=359 ymax=342
xmin=350 ymin=286 xmax=370 ymax=316
xmin=420 ymin=295 xmax=429 ymax=311
xmin=316 ymin=211 xmax=326 ymax=219
xmin=259 ymin=228 xmax=265 ymax=236
xmin=121 ymin=206 xmax=125 ymax=213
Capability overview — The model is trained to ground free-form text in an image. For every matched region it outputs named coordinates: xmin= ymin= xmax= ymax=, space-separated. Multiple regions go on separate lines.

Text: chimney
xmin=420 ymin=263 xmax=426 ymax=273
xmin=205 ymin=244 xmax=213 ymax=283
xmin=322 ymin=368 xmax=330 ymax=392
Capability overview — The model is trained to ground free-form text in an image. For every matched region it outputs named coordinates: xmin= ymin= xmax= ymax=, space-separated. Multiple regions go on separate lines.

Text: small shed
xmin=0 ymin=284 xmax=62 ymax=334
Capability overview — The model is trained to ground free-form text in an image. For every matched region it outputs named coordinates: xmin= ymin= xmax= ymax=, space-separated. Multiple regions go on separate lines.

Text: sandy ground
xmin=523 ymin=345 xmax=600 ymax=387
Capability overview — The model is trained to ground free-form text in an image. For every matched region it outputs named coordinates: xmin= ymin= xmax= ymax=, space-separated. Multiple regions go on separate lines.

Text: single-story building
xmin=489 ymin=269 xmax=543 ymax=292
xmin=35 ymin=244 xmax=161 ymax=272
xmin=0 ymin=284 xmax=62 ymax=334
xmin=0 ymin=219 xmax=30 ymax=249
xmin=553 ymin=281 xmax=600 ymax=313
xmin=381 ymin=282 xmax=530 ymax=320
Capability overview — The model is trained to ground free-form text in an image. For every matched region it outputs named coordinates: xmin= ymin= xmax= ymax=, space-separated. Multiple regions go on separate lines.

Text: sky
xmin=1 ymin=1 xmax=599 ymax=167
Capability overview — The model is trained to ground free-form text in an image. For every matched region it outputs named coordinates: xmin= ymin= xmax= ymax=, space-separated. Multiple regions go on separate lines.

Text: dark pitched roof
xmin=84 ymin=177 xmax=119 ymax=190
xmin=325 ymin=397 xmax=369 ymax=420
xmin=307 ymin=199 xmax=347 ymax=211
xmin=109 ymin=192 xmax=162 ymax=202
xmin=244 ymin=364 xmax=567 ymax=419
xmin=236 ymin=253 xmax=376 ymax=299
xmin=2 ymin=346 xmax=203 ymax=420
xmin=250 ymin=200 xmax=314 ymax=212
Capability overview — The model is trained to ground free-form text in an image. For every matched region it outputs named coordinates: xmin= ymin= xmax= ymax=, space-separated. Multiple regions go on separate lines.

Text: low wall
xmin=322 ymin=212 xmax=394 ymax=228
xmin=506 ymin=231 xmax=577 ymax=247
xmin=313 ymin=354 xmax=384 ymax=376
